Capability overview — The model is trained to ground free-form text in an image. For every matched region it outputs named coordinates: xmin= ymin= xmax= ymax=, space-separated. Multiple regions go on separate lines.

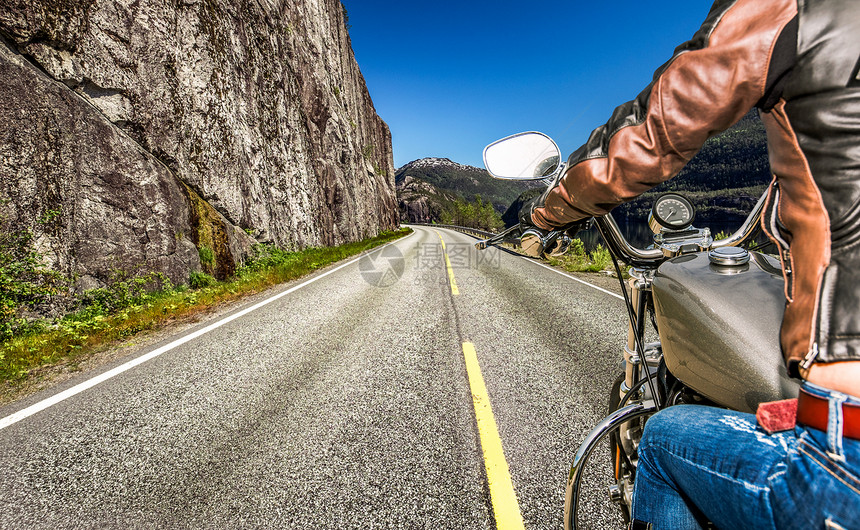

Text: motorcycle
xmin=476 ymin=132 xmax=799 ymax=529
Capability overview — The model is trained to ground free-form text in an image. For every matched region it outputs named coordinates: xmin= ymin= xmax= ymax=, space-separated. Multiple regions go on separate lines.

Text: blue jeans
xmin=631 ymin=383 xmax=860 ymax=529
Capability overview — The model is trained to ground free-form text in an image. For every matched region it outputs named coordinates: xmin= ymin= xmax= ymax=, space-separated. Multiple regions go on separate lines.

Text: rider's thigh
xmin=636 ymin=405 xmax=796 ymax=529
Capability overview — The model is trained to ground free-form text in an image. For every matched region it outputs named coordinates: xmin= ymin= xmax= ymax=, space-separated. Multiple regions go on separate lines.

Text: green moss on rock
xmin=181 ymin=182 xmax=235 ymax=280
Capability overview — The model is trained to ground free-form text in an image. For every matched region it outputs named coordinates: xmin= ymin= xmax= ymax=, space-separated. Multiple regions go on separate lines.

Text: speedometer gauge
xmin=648 ymin=193 xmax=695 ymax=233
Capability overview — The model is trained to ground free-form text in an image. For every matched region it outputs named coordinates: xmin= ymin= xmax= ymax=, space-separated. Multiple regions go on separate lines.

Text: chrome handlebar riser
xmin=596 ymin=188 xmax=767 ymax=267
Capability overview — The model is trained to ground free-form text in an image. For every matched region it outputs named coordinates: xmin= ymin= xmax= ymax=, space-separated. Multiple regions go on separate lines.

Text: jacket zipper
xmin=764 ymin=181 xmax=795 ymax=297
xmin=800 ymin=343 xmax=819 ymax=371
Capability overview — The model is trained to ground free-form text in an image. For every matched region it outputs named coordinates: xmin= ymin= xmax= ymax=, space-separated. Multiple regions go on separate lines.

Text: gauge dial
xmin=648 ymin=193 xmax=695 ymax=233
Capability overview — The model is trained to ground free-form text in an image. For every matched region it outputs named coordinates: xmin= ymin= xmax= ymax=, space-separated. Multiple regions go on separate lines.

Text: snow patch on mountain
xmin=398 ymin=157 xmax=478 ymax=173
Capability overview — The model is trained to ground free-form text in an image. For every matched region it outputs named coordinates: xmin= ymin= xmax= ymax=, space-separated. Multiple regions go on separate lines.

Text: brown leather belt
xmin=797 ymin=387 xmax=860 ymax=440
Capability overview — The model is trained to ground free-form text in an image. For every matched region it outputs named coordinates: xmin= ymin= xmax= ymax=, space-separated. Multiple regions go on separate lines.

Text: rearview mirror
xmin=483 ymin=132 xmax=561 ymax=180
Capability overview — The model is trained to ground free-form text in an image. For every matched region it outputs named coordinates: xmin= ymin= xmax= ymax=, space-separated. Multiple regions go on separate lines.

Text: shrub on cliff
xmin=0 ymin=226 xmax=68 ymax=341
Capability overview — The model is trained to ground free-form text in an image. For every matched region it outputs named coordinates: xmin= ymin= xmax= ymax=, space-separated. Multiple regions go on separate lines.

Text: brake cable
xmin=609 ymin=251 xmax=662 ymax=412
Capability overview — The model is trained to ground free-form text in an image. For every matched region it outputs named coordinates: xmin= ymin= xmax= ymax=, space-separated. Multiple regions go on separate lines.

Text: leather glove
xmin=518 ymin=196 xmax=548 ymax=257
xmin=519 ymin=196 xmax=592 ymax=258
xmin=518 ymin=196 xmax=540 ymax=227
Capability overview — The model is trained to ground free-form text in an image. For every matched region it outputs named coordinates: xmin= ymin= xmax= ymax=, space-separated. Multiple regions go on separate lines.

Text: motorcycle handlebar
xmin=472 ymin=224 xmax=522 ymax=250
xmin=710 ymin=190 xmax=768 ymax=249
xmin=596 ymin=187 xmax=767 ymax=267
xmin=593 ymin=215 xmax=663 ymax=264
xmin=475 ymin=188 xmax=768 ymax=267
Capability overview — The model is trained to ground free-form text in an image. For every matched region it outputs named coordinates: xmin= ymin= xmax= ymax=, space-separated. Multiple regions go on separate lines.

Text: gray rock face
xmin=396 ymin=175 xmax=454 ymax=224
xmin=0 ymin=0 xmax=396 ymax=287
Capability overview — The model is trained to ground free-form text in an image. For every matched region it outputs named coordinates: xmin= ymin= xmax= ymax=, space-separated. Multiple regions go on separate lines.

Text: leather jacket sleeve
xmin=531 ymin=0 xmax=797 ymax=230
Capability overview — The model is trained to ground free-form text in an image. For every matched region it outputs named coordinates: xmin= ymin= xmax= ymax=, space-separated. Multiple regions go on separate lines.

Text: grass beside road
xmin=546 ymin=239 xmax=613 ymax=274
xmin=0 ymin=228 xmax=411 ymax=388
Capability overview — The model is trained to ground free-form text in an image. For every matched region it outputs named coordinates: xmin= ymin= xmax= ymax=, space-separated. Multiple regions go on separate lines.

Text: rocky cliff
xmin=396 ymin=175 xmax=457 ymax=224
xmin=0 ymin=0 xmax=396 ymax=289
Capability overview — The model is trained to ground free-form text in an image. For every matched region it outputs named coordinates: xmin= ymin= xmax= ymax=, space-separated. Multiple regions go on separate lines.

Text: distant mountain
xmin=395 ymin=157 xmax=540 ymax=223
xmin=673 ymin=111 xmax=770 ymax=190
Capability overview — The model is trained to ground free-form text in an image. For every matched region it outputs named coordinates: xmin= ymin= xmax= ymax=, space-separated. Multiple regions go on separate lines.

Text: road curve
xmin=0 ymin=226 xmax=628 ymax=529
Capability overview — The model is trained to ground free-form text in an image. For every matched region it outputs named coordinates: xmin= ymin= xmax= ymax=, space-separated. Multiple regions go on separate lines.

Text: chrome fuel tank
xmin=652 ymin=251 xmax=799 ymax=413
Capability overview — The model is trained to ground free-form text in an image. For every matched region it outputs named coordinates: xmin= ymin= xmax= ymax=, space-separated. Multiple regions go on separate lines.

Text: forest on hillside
xmin=613 ymin=110 xmax=770 ymax=223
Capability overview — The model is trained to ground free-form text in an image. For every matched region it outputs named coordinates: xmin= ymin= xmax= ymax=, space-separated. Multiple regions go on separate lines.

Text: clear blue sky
xmin=342 ymin=1 xmax=715 ymax=169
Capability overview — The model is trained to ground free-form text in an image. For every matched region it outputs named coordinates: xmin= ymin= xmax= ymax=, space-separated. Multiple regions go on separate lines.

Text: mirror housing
xmin=483 ymin=132 xmax=562 ymax=180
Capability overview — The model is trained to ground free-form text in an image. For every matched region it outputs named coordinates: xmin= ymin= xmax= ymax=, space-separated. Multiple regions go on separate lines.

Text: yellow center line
xmin=462 ymin=342 xmax=525 ymax=530
xmin=434 ymin=230 xmax=460 ymax=295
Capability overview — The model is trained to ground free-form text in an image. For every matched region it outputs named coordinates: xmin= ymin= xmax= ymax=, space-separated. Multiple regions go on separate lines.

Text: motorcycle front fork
xmin=623 ymin=271 xmax=661 ymax=399
xmin=614 ymin=271 xmax=662 ymax=514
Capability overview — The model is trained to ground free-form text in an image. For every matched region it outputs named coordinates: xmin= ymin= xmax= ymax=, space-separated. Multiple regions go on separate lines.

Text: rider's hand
xmin=519 ymin=196 xmax=592 ymax=258
xmin=518 ymin=197 xmax=549 ymax=257
xmin=518 ymin=196 xmax=540 ymax=227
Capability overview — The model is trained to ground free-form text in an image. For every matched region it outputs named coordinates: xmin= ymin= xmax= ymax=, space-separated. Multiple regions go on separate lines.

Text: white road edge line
xmin=429 ymin=225 xmax=625 ymax=301
xmin=523 ymin=256 xmax=625 ymax=301
xmin=0 ymin=232 xmax=415 ymax=431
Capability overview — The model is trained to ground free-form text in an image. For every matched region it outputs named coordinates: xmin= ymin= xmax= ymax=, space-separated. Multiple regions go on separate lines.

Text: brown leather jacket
xmin=530 ymin=0 xmax=860 ymax=377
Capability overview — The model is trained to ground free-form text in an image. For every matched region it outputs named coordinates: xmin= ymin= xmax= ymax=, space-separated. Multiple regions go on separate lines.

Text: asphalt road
xmin=0 ymin=226 xmax=629 ymax=529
